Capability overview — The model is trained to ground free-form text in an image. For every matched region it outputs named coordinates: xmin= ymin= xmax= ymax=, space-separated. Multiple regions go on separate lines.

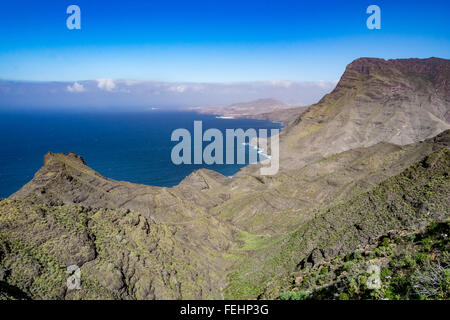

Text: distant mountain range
xmin=190 ymin=98 xmax=308 ymax=125
xmin=0 ymin=57 xmax=449 ymax=300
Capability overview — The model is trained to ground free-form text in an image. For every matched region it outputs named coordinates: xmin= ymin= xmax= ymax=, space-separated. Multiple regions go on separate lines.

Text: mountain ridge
xmin=237 ymin=57 xmax=450 ymax=176
xmin=1 ymin=57 xmax=449 ymax=300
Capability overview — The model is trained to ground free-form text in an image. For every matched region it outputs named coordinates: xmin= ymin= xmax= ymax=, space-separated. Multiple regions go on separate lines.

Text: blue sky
xmin=0 ymin=0 xmax=448 ymax=82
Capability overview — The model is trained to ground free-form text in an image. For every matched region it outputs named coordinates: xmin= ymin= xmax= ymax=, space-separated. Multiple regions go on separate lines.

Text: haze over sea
xmin=0 ymin=110 xmax=282 ymax=198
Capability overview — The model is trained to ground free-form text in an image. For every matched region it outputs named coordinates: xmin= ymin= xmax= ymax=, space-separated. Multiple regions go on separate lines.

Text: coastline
xmin=0 ymin=110 xmax=283 ymax=197
xmin=190 ymin=105 xmax=308 ymax=127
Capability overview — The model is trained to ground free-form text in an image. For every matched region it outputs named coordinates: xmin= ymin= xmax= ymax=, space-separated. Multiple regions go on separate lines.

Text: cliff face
xmin=1 ymin=58 xmax=449 ymax=300
xmin=237 ymin=57 xmax=450 ymax=175
xmin=192 ymin=98 xmax=308 ymax=126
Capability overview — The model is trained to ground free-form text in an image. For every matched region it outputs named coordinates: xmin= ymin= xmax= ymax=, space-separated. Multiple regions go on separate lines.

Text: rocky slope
xmin=192 ymin=98 xmax=307 ymax=125
xmin=226 ymin=146 xmax=449 ymax=298
xmin=5 ymin=153 xmax=237 ymax=299
xmin=1 ymin=57 xmax=449 ymax=300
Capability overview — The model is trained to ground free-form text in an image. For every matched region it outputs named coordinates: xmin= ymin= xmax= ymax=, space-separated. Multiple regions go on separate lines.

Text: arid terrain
xmin=190 ymin=98 xmax=308 ymax=126
xmin=1 ymin=57 xmax=449 ymax=300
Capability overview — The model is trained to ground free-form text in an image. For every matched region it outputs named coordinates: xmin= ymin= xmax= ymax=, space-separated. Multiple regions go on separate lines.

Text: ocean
xmin=0 ymin=110 xmax=282 ymax=198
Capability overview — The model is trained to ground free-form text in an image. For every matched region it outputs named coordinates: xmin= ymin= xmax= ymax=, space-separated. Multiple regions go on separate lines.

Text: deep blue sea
xmin=0 ymin=110 xmax=282 ymax=198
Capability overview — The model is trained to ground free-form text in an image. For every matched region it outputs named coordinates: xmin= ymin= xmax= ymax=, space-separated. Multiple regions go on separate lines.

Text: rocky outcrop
xmin=7 ymin=154 xmax=237 ymax=299
xmin=11 ymin=152 xmax=230 ymax=222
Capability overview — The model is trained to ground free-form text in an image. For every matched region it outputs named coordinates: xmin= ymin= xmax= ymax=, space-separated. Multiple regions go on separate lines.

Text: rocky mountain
xmin=227 ymin=144 xmax=450 ymax=298
xmin=240 ymin=57 xmax=450 ymax=175
xmin=1 ymin=57 xmax=449 ymax=300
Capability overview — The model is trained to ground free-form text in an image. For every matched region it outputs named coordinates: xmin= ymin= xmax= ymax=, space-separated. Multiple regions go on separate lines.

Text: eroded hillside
xmin=1 ymin=58 xmax=449 ymax=300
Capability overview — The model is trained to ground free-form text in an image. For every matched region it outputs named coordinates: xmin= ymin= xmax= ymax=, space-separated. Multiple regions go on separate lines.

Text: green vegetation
xmin=0 ymin=200 xmax=223 ymax=299
xmin=225 ymin=149 xmax=450 ymax=299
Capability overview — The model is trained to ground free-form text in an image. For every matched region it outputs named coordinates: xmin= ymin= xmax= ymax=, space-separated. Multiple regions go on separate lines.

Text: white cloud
xmin=166 ymin=83 xmax=205 ymax=93
xmin=168 ymin=85 xmax=188 ymax=93
xmin=317 ymin=80 xmax=331 ymax=88
xmin=66 ymin=82 xmax=85 ymax=93
xmin=120 ymin=79 xmax=143 ymax=86
xmin=191 ymin=84 xmax=205 ymax=92
xmin=265 ymin=80 xmax=293 ymax=88
xmin=96 ymin=78 xmax=116 ymax=91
